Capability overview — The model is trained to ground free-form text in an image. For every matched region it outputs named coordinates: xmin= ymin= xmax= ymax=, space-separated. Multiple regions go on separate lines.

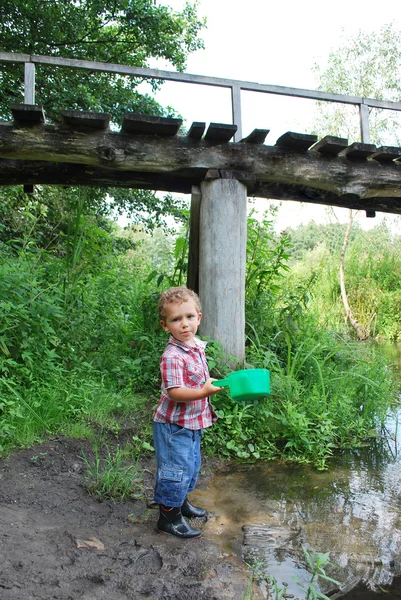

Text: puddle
xmin=193 ymin=410 xmax=401 ymax=598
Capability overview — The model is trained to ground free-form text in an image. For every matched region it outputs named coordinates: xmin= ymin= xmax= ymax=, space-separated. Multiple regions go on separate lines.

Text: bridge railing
xmin=1 ymin=51 xmax=401 ymax=143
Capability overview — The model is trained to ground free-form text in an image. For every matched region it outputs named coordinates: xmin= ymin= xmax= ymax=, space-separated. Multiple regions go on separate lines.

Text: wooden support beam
xmin=187 ymin=122 xmax=206 ymax=140
xmin=199 ymin=178 xmax=247 ymax=361
xmin=1 ymin=122 xmax=401 ymax=214
xmin=204 ymin=123 xmax=237 ymax=142
xmin=61 ymin=110 xmax=111 ymax=130
xmin=11 ymin=103 xmax=45 ymax=124
xmin=339 ymin=142 xmax=376 ymax=159
xmin=0 ymin=159 xmax=199 ymax=193
xmin=310 ymin=135 xmax=348 ymax=156
xmin=122 ymin=113 xmax=182 ymax=136
xmin=240 ymin=128 xmax=270 ymax=144
xmin=275 ymin=131 xmax=318 ymax=151
xmin=187 ymin=186 xmax=201 ymax=294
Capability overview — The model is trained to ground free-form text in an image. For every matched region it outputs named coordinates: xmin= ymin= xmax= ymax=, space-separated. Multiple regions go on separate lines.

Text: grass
xmin=80 ymin=445 xmax=145 ymax=502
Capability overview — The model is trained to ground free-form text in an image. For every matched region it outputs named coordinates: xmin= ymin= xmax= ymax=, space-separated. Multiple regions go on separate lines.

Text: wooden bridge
xmin=2 ymin=52 xmax=401 ymax=360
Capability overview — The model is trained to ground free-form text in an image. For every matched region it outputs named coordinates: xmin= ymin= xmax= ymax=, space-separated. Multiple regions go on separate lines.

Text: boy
xmin=153 ymin=286 xmax=222 ymax=539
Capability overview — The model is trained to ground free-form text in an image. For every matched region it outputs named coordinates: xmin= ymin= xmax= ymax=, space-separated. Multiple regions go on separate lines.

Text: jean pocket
xmin=168 ymin=423 xmax=185 ymax=436
xmin=159 ymin=465 xmax=183 ymax=482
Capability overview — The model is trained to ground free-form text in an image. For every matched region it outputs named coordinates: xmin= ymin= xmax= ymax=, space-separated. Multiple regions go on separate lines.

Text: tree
xmin=339 ymin=210 xmax=367 ymax=340
xmin=0 ymin=0 xmax=205 ymax=241
xmin=312 ymin=23 xmax=401 ymax=338
xmin=313 ymin=23 xmax=401 ymax=146
xmin=0 ymin=0 xmax=206 ymax=123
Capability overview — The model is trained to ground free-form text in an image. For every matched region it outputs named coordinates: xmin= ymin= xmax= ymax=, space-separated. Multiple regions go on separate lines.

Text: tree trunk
xmin=339 ymin=210 xmax=367 ymax=340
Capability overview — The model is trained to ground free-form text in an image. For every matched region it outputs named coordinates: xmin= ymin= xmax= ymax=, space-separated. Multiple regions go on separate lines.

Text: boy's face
xmin=160 ymin=298 xmax=202 ymax=347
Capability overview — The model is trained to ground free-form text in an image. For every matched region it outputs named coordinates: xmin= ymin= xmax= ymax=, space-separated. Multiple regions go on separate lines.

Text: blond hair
xmin=158 ymin=286 xmax=201 ymax=320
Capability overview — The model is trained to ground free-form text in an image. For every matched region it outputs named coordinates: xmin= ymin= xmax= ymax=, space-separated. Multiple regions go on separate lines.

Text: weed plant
xmin=81 ymin=445 xmax=145 ymax=501
xmin=243 ymin=545 xmax=339 ymax=600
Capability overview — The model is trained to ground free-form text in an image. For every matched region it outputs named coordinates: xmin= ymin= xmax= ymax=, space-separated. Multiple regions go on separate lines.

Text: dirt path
xmin=0 ymin=438 xmax=262 ymax=600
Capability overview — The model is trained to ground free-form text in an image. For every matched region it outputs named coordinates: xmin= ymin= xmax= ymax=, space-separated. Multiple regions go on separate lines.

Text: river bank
xmin=0 ymin=437 xmax=263 ymax=600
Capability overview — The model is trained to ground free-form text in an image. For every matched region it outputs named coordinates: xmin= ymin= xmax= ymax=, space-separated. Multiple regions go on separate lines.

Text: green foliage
xmin=293 ymin=546 xmax=339 ymax=600
xmin=145 ymin=213 xmax=190 ymax=288
xmin=206 ymin=312 xmax=395 ymax=470
xmin=244 ymin=546 xmax=339 ymax=600
xmin=0 ymin=0 xmax=198 ymax=236
xmin=286 ymin=220 xmax=401 ymax=341
xmin=202 ymin=214 xmax=397 ymax=469
xmin=286 ymin=221 xmax=357 ymax=261
xmin=0 ymin=200 xmax=398 ymax=471
xmin=0 ymin=209 xmax=163 ymax=454
xmin=0 ymin=256 xmax=64 ymax=386
xmin=313 ymin=23 xmax=401 ymax=145
xmin=0 ymin=0 xmax=206 ymax=122
xmin=81 ymin=445 xmax=145 ymax=501
xmin=245 ymin=210 xmax=292 ymax=345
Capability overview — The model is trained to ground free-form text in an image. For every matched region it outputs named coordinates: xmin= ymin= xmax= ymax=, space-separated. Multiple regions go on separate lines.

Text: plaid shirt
xmin=152 ymin=335 xmax=216 ymax=430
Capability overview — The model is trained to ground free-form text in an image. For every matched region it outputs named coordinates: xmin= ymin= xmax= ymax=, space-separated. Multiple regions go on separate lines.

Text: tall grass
xmin=0 ymin=210 xmax=399 ymax=471
xmin=81 ymin=445 xmax=145 ymax=501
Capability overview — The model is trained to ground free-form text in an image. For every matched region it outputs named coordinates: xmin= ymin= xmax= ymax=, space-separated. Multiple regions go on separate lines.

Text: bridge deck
xmin=1 ymin=104 xmax=401 ymax=216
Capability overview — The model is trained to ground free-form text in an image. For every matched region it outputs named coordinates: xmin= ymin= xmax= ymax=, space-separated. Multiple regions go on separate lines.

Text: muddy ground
xmin=0 ymin=437 xmax=264 ymax=600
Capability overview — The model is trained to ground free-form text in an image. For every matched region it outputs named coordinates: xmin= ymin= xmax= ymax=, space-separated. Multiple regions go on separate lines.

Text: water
xmin=194 ymin=343 xmax=401 ymax=598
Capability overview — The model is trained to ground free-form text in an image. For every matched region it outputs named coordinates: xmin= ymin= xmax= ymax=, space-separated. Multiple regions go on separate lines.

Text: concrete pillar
xmin=198 ymin=177 xmax=247 ymax=362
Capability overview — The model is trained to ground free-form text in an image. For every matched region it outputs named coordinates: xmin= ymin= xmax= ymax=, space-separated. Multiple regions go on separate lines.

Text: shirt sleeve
xmin=161 ymin=355 xmax=187 ymax=390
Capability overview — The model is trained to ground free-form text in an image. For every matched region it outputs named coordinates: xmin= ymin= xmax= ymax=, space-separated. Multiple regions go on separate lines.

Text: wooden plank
xmin=187 ymin=122 xmax=206 ymax=140
xmin=369 ymin=146 xmax=401 ymax=163
xmin=240 ymin=129 xmax=270 ymax=144
xmin=61 ymin=110 xmax=111 ymax=130
xmin=11 ymin=104 xmax=45 ymax=124
xmin=275 ymin=131 xmax=318 ymax=151
xmin=311 ymin=135 xmax=348 ymax=156
xmin=204 ymin=123 xmax=237 ymax=142
xmin=220 ymin=170 xmax=256 ymax=183
xmin=339 ymin=142 xmax=376 ymax=159
xmin=122 ymin=113 xmax=182 ymax=136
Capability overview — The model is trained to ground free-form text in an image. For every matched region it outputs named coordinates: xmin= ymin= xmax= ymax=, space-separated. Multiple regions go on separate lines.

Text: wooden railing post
xmin=24 ymin=62 xmax=35 ymax=105
xmin=359 ymin=101 xmax=370 ymax=143
xmin=231 ymin=84 xmax=242 ymax=142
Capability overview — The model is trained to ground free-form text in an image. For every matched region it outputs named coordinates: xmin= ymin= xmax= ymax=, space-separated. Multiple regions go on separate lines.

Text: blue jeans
xmin=153 ymin=422 xmax=202 ymax=507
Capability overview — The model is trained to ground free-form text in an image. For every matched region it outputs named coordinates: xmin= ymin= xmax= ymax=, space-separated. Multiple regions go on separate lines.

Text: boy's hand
xmin=202 ymin=378 xmax=223 ymax=396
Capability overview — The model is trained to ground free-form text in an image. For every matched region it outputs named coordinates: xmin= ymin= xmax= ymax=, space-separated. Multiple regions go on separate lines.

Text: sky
xmin=134 ymin=0 xmax=401 ymax=233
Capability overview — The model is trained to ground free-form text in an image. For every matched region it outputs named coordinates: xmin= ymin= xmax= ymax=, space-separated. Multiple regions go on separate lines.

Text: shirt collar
xmin=168 ymin=335 xmax=207 ymax=352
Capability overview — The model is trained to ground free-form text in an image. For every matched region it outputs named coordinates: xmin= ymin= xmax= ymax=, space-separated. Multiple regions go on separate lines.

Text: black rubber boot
xmin=157 ymin=505 xmax=201 ymax=539
xmin=181 ymin=497 xmax=207 ymax=519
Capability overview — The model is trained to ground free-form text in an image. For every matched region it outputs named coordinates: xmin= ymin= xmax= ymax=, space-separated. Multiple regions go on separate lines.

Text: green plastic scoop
xmin=212 ymin=368 xmax=270 ymax=402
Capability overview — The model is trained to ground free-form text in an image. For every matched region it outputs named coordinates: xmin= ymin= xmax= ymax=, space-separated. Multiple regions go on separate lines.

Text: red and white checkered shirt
xmin=152 ymin=335 xmax=216 ymax=430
